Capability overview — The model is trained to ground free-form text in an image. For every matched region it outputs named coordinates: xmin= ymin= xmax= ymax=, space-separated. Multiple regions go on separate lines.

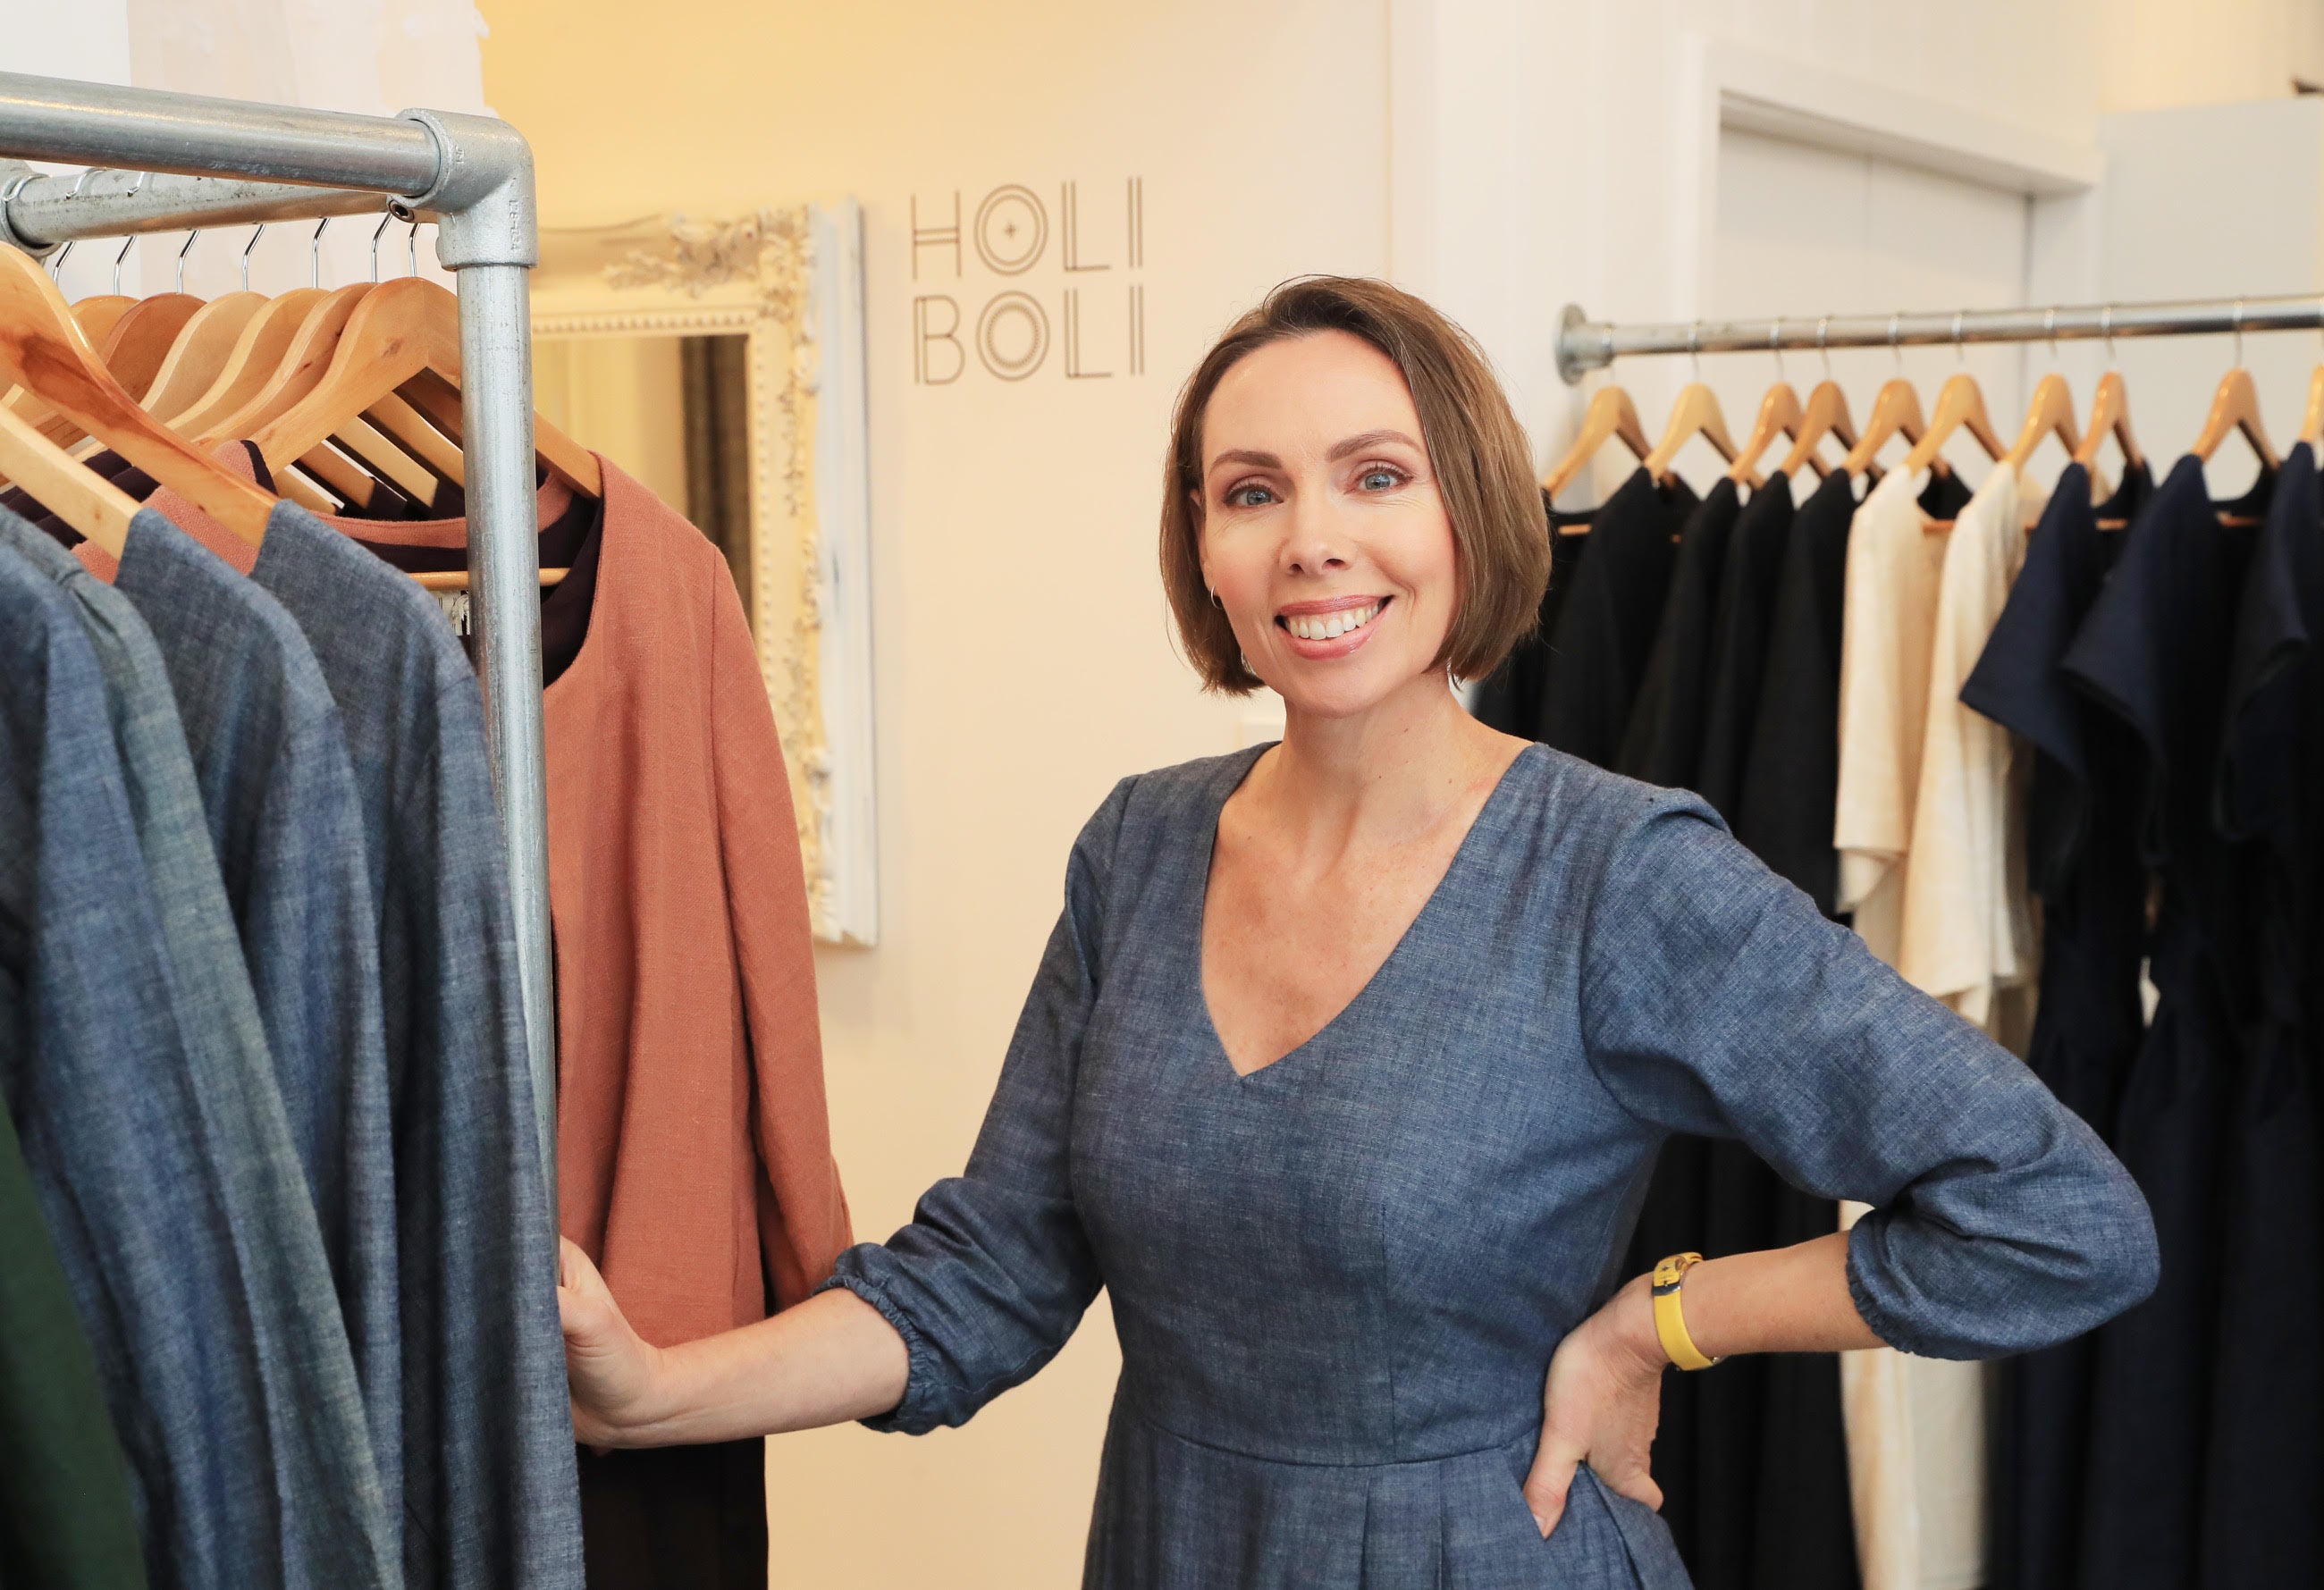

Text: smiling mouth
xmin=1275 ymin=598 xmax=1389 ymax=642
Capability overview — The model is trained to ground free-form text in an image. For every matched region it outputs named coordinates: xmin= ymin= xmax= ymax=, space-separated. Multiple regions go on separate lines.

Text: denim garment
xmin=0 ymin=531 xmax=393 ymax=1590
xmin=108 ymin=509 xmax=401 ymax=1530
xmin=239 ymin=501 xmax=582 ymax=1590
xmin=822 ymin=745 xmax=2159 ymax=1589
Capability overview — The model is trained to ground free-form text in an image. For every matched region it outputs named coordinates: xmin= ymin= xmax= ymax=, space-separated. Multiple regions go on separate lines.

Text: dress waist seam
xmin=1119 ymin=1399 xmax=1532 ymax=1472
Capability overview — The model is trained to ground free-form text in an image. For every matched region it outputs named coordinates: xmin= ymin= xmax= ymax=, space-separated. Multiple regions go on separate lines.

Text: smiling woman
xmin=554 ymin=277 xmax=2158 ymax=1590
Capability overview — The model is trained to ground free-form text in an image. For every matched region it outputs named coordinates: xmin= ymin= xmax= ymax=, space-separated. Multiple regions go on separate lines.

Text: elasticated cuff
xmin=811 ymin=1272 xmax=951 ymax=1434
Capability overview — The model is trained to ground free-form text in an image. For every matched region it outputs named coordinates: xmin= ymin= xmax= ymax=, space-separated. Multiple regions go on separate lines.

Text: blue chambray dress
xmin=821 ymin=745 xmax=2157 ymax=1588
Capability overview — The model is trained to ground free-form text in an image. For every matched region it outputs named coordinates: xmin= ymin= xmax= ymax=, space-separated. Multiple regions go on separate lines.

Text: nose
xmin=1281 ymin=487 xmax=1351 ymax=578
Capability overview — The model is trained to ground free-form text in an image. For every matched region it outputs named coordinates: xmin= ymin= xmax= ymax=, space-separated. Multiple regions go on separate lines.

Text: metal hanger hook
xmin=1688 ymin=320 xmax=1702 ymax=381
xmin=2101 ymin=304 xmax=2117 ymax=367
xmin=2045 ymin=306 xmax=2059 ymax=366
xmin=175 ymin=229 xmax=199 ymax=294
xmin=240 ymin=223 xmax=265 ymax=292
xmin=1953 ymin=307 xmax=1967 ymax=365
xmin=309 ymin=215 xmax=333 ymax=289
xmin=1769 ymin=315 xmax=1786 ymax=382
xmin=49 ymin=238 xmax=73 ymax=282
xmin=112 ymin=234 xmax=133 ymax=295
xmin=2232 ymin=296 xmax=2245 ymax=366
xmin=1817 ymin=315 xmax=1831 ymax=378
xmin=69 ymin=166 xmax=106 ymax=198
xmin=408 ymin=217 xmax=421 ymax=277
xmin=371 ymin=208 xmax=395 ymax=282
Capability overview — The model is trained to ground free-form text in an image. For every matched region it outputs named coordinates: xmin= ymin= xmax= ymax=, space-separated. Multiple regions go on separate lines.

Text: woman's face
xmin=1197 ymin=329 xmax=1459 ymax=719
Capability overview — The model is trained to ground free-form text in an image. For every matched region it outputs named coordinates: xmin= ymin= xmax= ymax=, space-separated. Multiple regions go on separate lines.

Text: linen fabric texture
xmin=0 ymin=519 xmax=396 ymax=1589
xmin=820 ymin=745 xmax=2157 ymax=1590
xmin=137 ymin=473 xmax=585 ymax=1590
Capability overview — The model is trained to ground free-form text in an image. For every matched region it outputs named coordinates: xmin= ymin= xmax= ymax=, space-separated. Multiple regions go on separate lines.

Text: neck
xmin=1260 ymin=669 xmax=1509 ymax=841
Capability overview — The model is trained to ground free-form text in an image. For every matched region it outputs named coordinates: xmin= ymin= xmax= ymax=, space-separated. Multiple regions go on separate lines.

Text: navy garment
xmin=1537 ymin=468 xmax=1698 ymax=764
xmin=0 ymin=531 xmax=393 ymax=1589
xmin=2063 ymin=456 xmax=2270 ymax=1590
xmin=1738 ymin=467 xmax=1969 ymax=916
xmin=820 ymin=745 xmax=2156 ymax=1589
xmin=234 ymin=501 xmax=584 ymax=1590
xmin=1693 ymin=473 xmax=1797 ymax=826
xmin=1619 ymin=477 xmax=1743 ymax=789
xmin=106 ymin=510 xmax=401 ymax=1529
xmin=1958 ymin=460 xmax=2152 ymax=1590
xmin=1472 ymin=491 xmax=1591 ymax=738
xmin=2202 ymin=446 xmax=2323 ymax=1586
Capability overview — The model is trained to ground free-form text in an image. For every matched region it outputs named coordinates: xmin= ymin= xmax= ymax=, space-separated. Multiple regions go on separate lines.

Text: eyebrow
xmin=1203 ymin=429 xmax=1424 ymax=478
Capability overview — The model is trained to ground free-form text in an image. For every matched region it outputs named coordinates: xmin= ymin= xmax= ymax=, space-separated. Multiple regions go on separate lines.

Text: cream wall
xmin=478 ymin=2 xmax=1387 ymax=1583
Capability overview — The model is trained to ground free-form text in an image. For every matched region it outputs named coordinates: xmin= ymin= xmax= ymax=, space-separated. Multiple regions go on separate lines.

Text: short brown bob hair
xmin=1160 ymin=275 xmax=1549 ymax=694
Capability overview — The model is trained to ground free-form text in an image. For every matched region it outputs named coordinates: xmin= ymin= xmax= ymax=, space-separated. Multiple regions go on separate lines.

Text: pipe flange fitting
xmin=0 ymin=162 xmax=59 ymax=258
xmin=394 ymin=107 xmax=537 ymax=270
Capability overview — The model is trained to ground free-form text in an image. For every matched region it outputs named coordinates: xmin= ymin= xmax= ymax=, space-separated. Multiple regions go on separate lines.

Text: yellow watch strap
xmin=1651 ymin=1251 xmax=1722 ymax=1371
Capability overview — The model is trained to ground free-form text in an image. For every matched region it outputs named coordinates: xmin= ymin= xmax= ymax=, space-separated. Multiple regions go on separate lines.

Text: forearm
xmin=1605 ymin=1232 xmax=1885 ymax=1366
xmin=603 ymin=1287 xmax=910 ymax=1447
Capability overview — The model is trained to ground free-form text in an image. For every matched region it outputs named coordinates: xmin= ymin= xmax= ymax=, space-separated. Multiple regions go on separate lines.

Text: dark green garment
xmin=0 ymin=1106 xmax=147 ymax=1587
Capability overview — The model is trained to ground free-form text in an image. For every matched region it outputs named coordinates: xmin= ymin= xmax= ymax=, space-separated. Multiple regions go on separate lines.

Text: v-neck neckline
xmin=1191 ymin=743 xmax=1537 ymax=1084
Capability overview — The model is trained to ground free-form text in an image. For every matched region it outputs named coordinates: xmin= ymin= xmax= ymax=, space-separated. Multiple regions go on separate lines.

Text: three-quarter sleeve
xmin=813 ymin=783 xmax=1126 ymax=1433
xmin=1579 ymin=793 xmax=2157 ymax=1360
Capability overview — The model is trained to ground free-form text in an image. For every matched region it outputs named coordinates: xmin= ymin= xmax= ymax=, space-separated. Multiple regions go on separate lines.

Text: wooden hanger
xmin=1774 ymin=378 xmax=1850 ymax=479
xmin=139 ymin=290 xmax=266 ymax=422
xmin=1840 ymin=377 xmax=1929 ymax=476
xmin=2005 ymin=371 xmax=2081 ymax=475
xmin=1543 ymin=382 xmax=1652 ymax=501
xmin=2191 ymin=366 xmax=2277 ymax=468
xmin=1642 ymin=379 xmax=1740 ymax=484
xmin=1900 ymin=368 xmax=2005 ymax=479
xmin=199 ymin=283 xmax=372 ymax=445
xmin=69 ymin=293 xmax=136 ymax=348
xmin=250 ymin=277 xmax=602 ymax=498
xmin=1727 ymin=380 xmax=1801 ymax=485
xmin=2300 ymin=364 xmax=2324 ymax=448
xmin=2072 ymin=370 xmax=2143 ymax=472
xmin=0 ymin=247 xmax=274 ymax=546
xmin=0 ymin=399 xmax=139 ymax=556
xmin=168 ymin=287 xmax=325 ymax=433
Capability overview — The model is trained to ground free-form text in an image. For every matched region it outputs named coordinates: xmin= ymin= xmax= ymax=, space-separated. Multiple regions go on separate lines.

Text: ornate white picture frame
xmin=533 ymin=203 xmax=878 ymax=946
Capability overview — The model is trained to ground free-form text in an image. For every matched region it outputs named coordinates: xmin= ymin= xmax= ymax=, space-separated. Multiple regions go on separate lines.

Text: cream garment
xmin=1899 ymin=466 xmax=2043 ymax=1044
xmin=1832 ymin=464 xmax=1991 ymax=1590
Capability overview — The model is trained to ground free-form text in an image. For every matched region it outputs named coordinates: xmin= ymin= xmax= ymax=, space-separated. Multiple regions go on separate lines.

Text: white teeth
xmin=1284 ymin=601 xmax=1382 ymax=642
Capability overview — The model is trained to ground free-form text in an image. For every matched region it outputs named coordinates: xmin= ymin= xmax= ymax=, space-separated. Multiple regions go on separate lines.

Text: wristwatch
xmin=1651 ymin=1251 xmax=1723 ymax=1371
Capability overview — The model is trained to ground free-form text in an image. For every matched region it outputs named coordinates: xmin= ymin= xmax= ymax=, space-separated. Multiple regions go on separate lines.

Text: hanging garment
xmin=1898 ymin=468 xmax=2043 ymax=1034
xmin=1739 ymin=467 xmax=1968 ymax=915
xmin=574 ymin=1439 xmax=768 ymax=1590
xmin=1536 ymin=467 xmax=1698 ymax=763
xmin=0 ymin=522 xmax=396 ymax=1590
xmin=1694 ymin=471 xmax=1797 ymax=825
xmin=2062 ymin=456 xmax=2271 ymax=1590
xmin=1826 ymin=464 xmax=1998 ymax=1590
xmin=0 ymin=1091 xmax=147 ymax=1589
xmin=2202 ymin=444 xmax=2323 ymax=1587
xmin=70 ymin=515 xmax=400 ymax=1525
xmin=139 ymin=465 xmax=584 ymax=1590
xmin=1470 ymin=491 xmax=1589 ymax=736
xmin=1619 ymin=476 xmax=1743 ymax=788
xmin=1958 ymin=460 xmax=2154 ymax=1590
xmin=814 ymin=745 xmax=2152 ymax=1590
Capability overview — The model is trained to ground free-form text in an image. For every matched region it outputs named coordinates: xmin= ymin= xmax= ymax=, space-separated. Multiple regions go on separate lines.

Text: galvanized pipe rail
xmin=0 ymin=72 xmax=558 ymax=1216
xmin=1554 ymin=294 xmax=2324 ymax=384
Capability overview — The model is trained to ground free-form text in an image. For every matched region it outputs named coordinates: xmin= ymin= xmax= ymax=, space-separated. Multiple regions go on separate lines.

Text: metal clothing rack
xmin=1554 ymin=293 xmax=2324 ymax=384
xmin=0 ymin=73 xmax=558 ymax=1215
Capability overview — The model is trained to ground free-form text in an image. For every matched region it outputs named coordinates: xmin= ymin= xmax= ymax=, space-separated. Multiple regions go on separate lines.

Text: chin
xmin=1262 ymin=660 xmax=1421 ymax=720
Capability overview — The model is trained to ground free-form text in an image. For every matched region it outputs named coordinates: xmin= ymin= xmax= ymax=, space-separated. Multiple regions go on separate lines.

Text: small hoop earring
xmin=1209 ymin=589 xmax=1224 ymax=610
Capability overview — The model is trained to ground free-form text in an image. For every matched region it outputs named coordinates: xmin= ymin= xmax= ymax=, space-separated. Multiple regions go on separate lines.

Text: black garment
xmin=2063 ymin=456 xmax=2269 ymax=1590
xmin=1620 ymin=477 xmax=1743 ymax=787
xmin=1737 ymin=467 xmax=1968 ymax=915
xmin=1535 ymin=467 xmax=1698 ymax=763
xmin=1612 ymin=476 xmax=1856 ymax=1590
xmin=576 ymin=1438 xmax=767 ymax=1589
xmin=1959 ymin=460 xmax=2153 ymax=1590
xmin=1472 ymin=491 xmax=1591 ymax=736
xmin=2202 ymin=446 xmax=2322 ymax=1588
xmin=1695 ymin=474 xmax=1798 ymax=825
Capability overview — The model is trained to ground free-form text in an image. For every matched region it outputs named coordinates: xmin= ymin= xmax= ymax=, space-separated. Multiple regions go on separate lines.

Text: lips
xmin=1271 ymin=594 xmax=1392 ymax=658
xmin=1278 ymin=600 xmax=1383 ymax=641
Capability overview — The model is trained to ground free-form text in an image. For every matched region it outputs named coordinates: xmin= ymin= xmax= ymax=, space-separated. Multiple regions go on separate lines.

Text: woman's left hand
xmin=1523 ymin=1273 xmax=1669 ymax=1537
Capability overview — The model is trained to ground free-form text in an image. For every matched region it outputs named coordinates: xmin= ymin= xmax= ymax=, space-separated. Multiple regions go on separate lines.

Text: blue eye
xmin=1360 ymin=467 xmax=1404 ymax=491
xmin=1228 ymin=484 xmax=1275 ymax=508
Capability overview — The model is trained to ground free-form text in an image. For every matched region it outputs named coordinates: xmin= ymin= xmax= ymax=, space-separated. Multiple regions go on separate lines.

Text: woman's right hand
xmin=558 ymin=1236 xmax=668 ymax=1447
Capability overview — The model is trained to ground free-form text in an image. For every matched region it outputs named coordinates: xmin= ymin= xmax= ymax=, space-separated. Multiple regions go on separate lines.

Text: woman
xmin=557 ymin=277 xmax=2157 ymax=1587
